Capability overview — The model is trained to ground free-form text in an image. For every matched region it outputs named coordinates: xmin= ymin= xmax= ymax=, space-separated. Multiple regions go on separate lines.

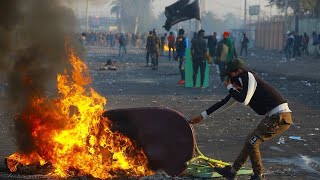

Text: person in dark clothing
xmin=285 ymin=31 xmax=294 ymax=60
xmin=167 ymin=32 xmax=175 ymax=60
xmin=78 ymin=33 xmax=87 ymax=58
xmin=80 ymin=32 xmax=87 ymax=45
xmin=204 ymin=32 xmax=218 ymax=58
xmin=150 ymin=29 xmax=161 ymax=70
xmin=175 ymin=29 xmax=188 ymax=85
xmin=189 ymin=59 xmax=293 ymax=180
xmin=160 ymin=33 xmax=167 ymax=56
xmin=301 ymin=33 xmax=309 ymax=56
xmin=293 ymin=31 xmax=301 ymax=58
xmin=192 ymin=32 xmax=197 ymax=42
xmin=240 ymin=33 xmax=249 ymax=56
xmin=118 ymin=33 xmax=127 ymax=57
xmin=191 ymin=29 xmax=208 ymax=88
xmin=312 ymin=31 xmax=320 ymax=56
xmin=145 ymin=31 xmax=153 ymax=67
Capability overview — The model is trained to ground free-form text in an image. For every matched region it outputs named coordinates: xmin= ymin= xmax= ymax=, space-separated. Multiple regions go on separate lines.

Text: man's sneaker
xmin=177 ymin=80 xmax=185 ymax=85
xmin=250 ymin=174 xmax=265 ymax=180
xmin=214 ymin=166 xmax=237 ymax=180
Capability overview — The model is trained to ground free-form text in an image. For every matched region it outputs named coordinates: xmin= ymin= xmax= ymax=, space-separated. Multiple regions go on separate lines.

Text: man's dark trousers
xmin=192 ymin=58 xmax=206 ymax=87
xmin=240 ymin=45 xmax=248 ymax=56
xmin=232 ymin=112 xmax=292 ymax=175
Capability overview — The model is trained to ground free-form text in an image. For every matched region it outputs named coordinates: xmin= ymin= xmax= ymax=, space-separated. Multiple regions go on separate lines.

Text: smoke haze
xmin=0 ymin=0 xmax=77 ymax=153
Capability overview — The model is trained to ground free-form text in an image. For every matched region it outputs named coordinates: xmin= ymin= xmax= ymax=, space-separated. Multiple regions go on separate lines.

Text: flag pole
xmin=86 ymin=0 xmax=89 ymax=32
xmin=198 ymin=0 xmax=202 ymax=30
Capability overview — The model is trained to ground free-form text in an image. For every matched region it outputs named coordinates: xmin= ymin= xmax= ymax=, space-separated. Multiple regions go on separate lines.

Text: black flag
xmin=163 ymin=0 xmax=200 ymax=31
xmin=164 ymin=0 xmax=190 ymax=19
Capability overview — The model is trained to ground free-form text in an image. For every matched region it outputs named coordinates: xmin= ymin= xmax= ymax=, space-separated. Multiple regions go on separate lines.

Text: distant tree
xmin=110 ymin=0 xmax=155 ymax=32
xmin=269 ymin=0 xmax=320 ymax=17
xmin=201 ymin=12 xmax=226 ymax=34
xmin=110 ymin=4 xmax=121 ymax=28
xmin=110 ymin=5 xmax=120 ymax=19
xmin=223 ymin=13 xmax=241 ymax=30
xmin=151 ymin=12 xmax=167 ymax=31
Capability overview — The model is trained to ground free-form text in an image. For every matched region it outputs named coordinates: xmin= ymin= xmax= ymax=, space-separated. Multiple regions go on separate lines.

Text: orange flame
xmin=7 ymin=47 xmax=153 ymax=179
xmin=164 ymin=44 xmax=169 ymax=52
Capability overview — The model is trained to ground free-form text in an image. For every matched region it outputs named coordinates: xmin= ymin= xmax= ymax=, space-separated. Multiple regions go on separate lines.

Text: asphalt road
xmin=0 ymin=46 xmax=319 ymax=179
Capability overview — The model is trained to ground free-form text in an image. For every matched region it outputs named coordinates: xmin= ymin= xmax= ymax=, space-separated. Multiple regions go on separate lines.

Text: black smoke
xmin=0 ymin=0 xmax=78 ymax=153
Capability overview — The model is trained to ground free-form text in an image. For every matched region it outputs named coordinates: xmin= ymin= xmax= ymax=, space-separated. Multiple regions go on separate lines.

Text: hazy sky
xmin=71 ymin=0 xmax=283 ymax=20
xmin=152 ymin=0 xmax=282 ymax=19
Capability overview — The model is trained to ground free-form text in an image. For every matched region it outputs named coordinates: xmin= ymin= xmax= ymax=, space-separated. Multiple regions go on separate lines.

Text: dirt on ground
xmin=0 ymin=46 xmax=319 ymax=179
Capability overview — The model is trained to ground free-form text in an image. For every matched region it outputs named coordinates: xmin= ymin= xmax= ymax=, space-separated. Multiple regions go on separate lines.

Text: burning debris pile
xmin=0 ymin=0 xmax=152 ymax=179
xmin=6 ymin=49 xmax=152 ymax=179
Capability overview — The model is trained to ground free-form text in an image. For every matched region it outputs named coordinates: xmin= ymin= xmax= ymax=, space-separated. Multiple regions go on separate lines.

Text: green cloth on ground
xmin=184 ymin=163 xmax=253 ymax=178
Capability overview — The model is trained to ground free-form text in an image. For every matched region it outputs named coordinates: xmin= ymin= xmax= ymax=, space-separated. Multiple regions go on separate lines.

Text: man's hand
xmin=189 ymin=115 xmax=203 ymax=124
xmin=224 ymin=78 xmax=231 ymax=87
xmin=205 ymin=52 xmax=212 ymax=64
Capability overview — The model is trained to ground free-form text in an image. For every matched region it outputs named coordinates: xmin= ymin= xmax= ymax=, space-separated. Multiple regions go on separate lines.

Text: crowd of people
xmin=78 ymin=29 xmax=251 ymax=63
xmin=79 ymin=29 xmax=320 ymax=62
xmin=284 ymin=31 xmax=320 ymax=60
xmin=142 ymin=27 xmax=293 ymax=180
xmin=284 ymin=31 xmax=309 ymax=60
xmin=79 ymin=28 xmax=246 ymax=87
xmin=79 ymin=29 xmax=320 ymax=90
xmin=143 ymin=28 xmax=250 ymax=86
xmin=78 ymin=26 xmax=302 ymax=180
xmin=79 ymin=31 xmax=149 ymax=48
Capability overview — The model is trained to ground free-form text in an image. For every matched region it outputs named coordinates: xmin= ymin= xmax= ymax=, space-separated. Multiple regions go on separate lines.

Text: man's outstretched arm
xmin=189 ymin=94 xmax=232 ymax=124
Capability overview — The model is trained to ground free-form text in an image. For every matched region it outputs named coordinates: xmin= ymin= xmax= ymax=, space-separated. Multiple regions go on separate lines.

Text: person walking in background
xmin=145 ymin=31 xmax=153 ymax=67
xmin=160 ymin=33 xmax=167 ymax=56
xmin=167 ymin=32 xmax=175 ymax=60
xmin=118 ymin=33 xmax=127 ymax=57
xmin=175 ymin=29 xmax=188 ymax=85
xmin=191 ymin=29 xmax=208 ymax=88
xmin=126 ymin=32 xmax=131 ymax=47
xmin=301 ymin=33 xmax=309 ymax=56
xmin=192 ymin=32 xmax=197 ymax=42
xmin=285 ymin=31 xmax=294 ymax=61
xmin=293 ymin=31 xmax=301 ymax=58
xmin=240 ymin=33 xmax=249 ymax=56
xmin=204 ymin=32 xmax=218 ymax=60
xmin=216 ymin=31 xmax=237 ymax=83
xmin=150 ymin=29 xmax=161 ymax=70
xmin=312 ymin=32 xmax=320 ymax=56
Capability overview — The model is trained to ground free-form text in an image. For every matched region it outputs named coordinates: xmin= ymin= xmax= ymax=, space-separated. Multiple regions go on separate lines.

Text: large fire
xmin=6 ymin=47 xmax=153 ymax=179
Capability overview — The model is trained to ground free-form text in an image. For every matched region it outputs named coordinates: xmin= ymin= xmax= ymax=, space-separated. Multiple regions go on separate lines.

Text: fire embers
xmin=6 ymin=48 xmax=153 ymax=179
xmin=6 ymin=152 xmax=47 ymax=174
